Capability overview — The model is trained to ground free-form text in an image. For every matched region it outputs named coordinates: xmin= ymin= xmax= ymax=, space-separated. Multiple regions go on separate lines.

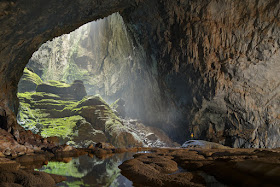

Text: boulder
xmin=72 ymin=120 xmax=106 ymax=148
xmin=87 ymin=144 xmax=95 ymax=149
xmin=119 ymin=153 xmax=205 ymax=187
xmin=181 ymin=140 xmax=231 ymax=149
xmin=0 ymin=158 xmax=21 ymax=171
xmin=76 ymin=96 xmax=143 ymax=147
xmin=0 ymin=169 xmax=56 ymax=187
xmin=95 ymin=142 xmax=115 ymax=149
xmin=0 ymin=129 xmax=27 ymax=157
xmin=18 ymin=68 xmax=43 ymax=93
xmin=61 ymin=145 xmax=74 ymax=152
xmin=36 ymin=80 xmax=87 ymax=100
xmin=111 ymin=98 xmax=126 ymax=117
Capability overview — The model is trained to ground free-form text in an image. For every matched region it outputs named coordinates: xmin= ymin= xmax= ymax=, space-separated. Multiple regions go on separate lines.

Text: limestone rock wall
xmin=122 ymin=0 xmax=280 ymax=147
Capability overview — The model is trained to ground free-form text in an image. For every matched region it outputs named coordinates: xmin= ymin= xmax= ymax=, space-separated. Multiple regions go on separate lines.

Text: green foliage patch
xmin=40 ymin=116 xmax=84 ymax=138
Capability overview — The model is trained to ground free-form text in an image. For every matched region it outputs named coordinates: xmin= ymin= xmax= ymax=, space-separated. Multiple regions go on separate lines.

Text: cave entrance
xmin=17 ymin=13 xmax=177 ymax=148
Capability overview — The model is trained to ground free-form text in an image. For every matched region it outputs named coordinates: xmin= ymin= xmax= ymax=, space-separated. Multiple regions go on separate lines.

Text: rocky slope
xmin=17 ymin=74 xmax=177 ymax=148
xmin=0 ymin=0 xmax=279 ymax=148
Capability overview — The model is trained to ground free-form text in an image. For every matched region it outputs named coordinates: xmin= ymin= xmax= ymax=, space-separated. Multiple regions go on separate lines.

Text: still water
xmin=37 ymin=151 xmax=226 ymax=187
xmin=38 ymin=153 xmax=135 ymax=187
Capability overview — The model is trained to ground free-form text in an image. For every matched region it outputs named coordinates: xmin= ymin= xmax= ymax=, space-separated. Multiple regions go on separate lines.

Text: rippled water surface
xmin=38 ymin=153 xmax=135 ymax=187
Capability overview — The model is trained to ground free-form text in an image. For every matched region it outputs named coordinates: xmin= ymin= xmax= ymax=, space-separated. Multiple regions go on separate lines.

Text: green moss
xmin=82 ymin=95 xmax=106 ymax=104
xmin=40 ymin=116 xmax=84 ymax=138
xmin=36 ymin=99 xmax=75 ymax=105
xmin=17 ymin=92 xmax=34 ymax=101
xmin=17 ymin=91 xmax=82 ymax=136
xmin=105 ymin=118 xmax=123 ymax=132
xmin=110 ymin=99 xmax=120 ymax=110
xmin=47 ymin=80 xmax=71 ymax=88
xmin=18 ymin=92 xmax=61 ymax=101
xmin=22 ymin=68 xmax=43 ymax=85
xmin=17 ymin=90 xmax=126 ymax=146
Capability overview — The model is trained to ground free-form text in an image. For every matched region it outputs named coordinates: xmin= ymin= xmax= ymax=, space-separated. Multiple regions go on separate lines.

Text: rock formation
xmin=122 ymin=0 xmax=280 ymax=147
xmin=17 ymin=76 xmax=176 ymax=148
xmin=119 ymin=147 xmax=280 ymax=186
xmin=0 ymin=0 xmax=279 ymax=148
xmin=36 ymin=80 xmax=87 ymax=100
xmin=18 ymin=68 xmax=43 ymax=93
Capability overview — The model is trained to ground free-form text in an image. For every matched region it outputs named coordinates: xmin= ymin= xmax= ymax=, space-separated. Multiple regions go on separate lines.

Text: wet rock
xmin=113 ymin=148 xmax=128 ymax=153
xmin=0 ymin=182 xmax=22 ymax=187
xmin=48 ymin=174 xmax=67 ymax=184
xmin=46 ymin=137 xmax=59 ymax=146
xmin=0 ymin=129 xmax=27 ymax=156
xmin=95 ymin=142 xmax=115 ymax=149
xmin=0 ymin=158 xmax=20 ymax=171
xmin=120 ymin=148 xmax=280 ymax=186
xmin=0 ymin=169 xmax=56 ymax=187
xmin=15 ymin=154 xmax=48 ymax=164
xmin=60 ymin=145 xmax=74 ymax=152
xmin=181 ymin=140 xmax=231 ymax=149
xmin=87 ymin=144 xmax=95 ymax=149
xmin=119 ymin=152 xmax=205 ymax=187
xmin=49 ymin=144 xmax=75 ymax=154
xmin=202 ymin=160 xmax=280 ymax=186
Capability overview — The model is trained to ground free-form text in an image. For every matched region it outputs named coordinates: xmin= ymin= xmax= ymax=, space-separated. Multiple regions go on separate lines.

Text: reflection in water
xmin=38 ymin=153 xmax=134 ymax=187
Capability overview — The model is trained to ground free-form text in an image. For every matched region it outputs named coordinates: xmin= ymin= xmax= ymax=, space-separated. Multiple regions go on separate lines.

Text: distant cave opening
xmin=16 ymin=13 xmax=179 ymax=148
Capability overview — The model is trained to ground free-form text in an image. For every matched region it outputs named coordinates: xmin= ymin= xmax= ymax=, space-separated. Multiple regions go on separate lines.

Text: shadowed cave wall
xmin=0 ymin=0 xmax=280 ymax=148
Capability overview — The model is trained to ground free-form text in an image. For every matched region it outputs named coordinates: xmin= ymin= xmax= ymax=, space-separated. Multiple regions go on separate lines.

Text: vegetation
xmin=47 ymin=80 xmax=70 ymax=88
xmin=17 ymin=70 xmax=136 ymax=147
xmin=110 ymin=99 xmax=120 ymax=110
xmin=17 ymin=90 xmax=124 ymax=146
xmin=21 ymin=68 xmax=43 ymax=85
xmin=18 ymin=91 xmax=84 ymax=139
xmin=40 ymin=116 xmax=84 ymax=139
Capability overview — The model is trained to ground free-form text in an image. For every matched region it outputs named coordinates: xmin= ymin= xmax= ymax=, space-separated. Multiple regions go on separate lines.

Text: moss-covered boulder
xmin=18 ymin=68 xmax=43 ymax=93
xmin=71 ymin=119 xmax=106 ymax=148
xmin=105 ymin=119 xmax=142 ymax=147
xmin=73 ymin=96 xmax=142 ymax=147
xmin=18 ymin=92 xmax=142 ymax=148
xmin=110 ymin=98 xmax=126 ymax=117
xmin=36 ymin=80 xmax=87 ymax=100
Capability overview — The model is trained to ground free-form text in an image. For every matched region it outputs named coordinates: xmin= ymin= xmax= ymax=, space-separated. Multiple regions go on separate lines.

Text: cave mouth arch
xmin=16 ymin=12 xmax=179 ymax=148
